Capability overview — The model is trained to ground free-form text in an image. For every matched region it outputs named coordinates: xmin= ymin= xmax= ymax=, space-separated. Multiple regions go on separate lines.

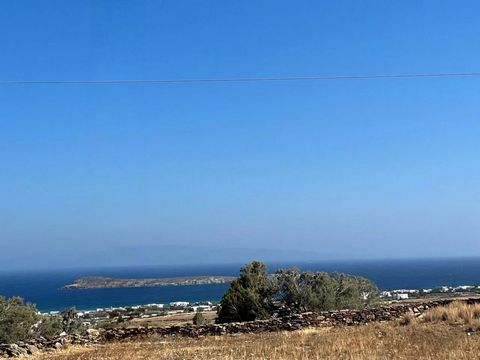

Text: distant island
xmin=63 ymin=275 xmax=236 ymax=289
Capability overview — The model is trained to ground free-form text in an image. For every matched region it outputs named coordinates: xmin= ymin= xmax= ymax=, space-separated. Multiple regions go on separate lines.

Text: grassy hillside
xmin=31 ymin=302 xmax=480 ymax=360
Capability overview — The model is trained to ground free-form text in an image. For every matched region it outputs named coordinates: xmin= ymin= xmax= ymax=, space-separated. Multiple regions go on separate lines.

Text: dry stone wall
xmin=1 ymin=298 xmax=479 ymax=358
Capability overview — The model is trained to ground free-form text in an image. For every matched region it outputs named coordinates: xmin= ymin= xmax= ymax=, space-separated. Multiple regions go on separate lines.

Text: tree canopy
xmin=217 ymin=261 xmax=276 ymax=323
xmin=217 ymin=262 xmax=379 ymax=323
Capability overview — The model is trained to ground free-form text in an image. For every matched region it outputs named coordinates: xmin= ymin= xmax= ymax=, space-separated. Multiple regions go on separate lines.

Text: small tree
xmin=60 ymin=308 xmax=84 ymax=334
xmin=332 ymin=273 xmax=379 ymax=309
xmin=217 ymin=261 xmax=275 ymax=323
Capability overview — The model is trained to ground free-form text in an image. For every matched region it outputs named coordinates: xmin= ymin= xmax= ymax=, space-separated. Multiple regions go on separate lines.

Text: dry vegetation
xmin=422 ymin=301 xmax=480 ymax=329
xmin=29 ymin=302 xmax=480 ymax=360
xmin=127 ymin=311 xmax=217 ymax=328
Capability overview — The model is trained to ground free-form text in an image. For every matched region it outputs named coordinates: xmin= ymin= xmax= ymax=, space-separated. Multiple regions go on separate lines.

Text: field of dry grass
xmin=127 ymin=310 xmax=217 ymax=328
xmin=30 ymin=302 xmax=480 ymax=360
xmin=422 ymin=301 xmax=480 ymax=329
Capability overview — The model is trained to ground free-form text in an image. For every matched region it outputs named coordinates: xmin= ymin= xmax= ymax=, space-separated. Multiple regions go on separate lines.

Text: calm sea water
xmin=0 ymin=258 xmax=479 ymax=312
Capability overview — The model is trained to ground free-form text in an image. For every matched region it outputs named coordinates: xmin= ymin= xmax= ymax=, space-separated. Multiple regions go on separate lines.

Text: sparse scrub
xmin=398 ymin=312 xmax=417 ymax=326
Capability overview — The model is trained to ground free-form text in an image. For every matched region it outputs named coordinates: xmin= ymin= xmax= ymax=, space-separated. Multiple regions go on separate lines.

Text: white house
xmin=393 ymin=293 xmax=409 ymax=300
xmin=170 ymin=301 xmax=189 ymax=308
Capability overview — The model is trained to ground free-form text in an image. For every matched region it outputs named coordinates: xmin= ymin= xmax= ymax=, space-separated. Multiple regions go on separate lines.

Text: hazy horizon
xmin=1 ymin=1 xmax=480 ymax=271
xmin=3 ymin=254 xmax=480 ymax=274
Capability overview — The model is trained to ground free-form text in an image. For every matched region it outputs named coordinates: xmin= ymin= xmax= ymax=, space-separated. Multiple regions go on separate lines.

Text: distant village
xmin=42 ymin=301 xmax=218 ymax=327
xmin=380 ymin=284 xmax=480 ymax=300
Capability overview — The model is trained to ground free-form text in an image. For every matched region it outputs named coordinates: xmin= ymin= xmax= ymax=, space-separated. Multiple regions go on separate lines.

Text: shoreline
xmin=40 ymin=299 xmax=219 ymax=315
xmin=38 ymin=284 xmax=480 ymax=314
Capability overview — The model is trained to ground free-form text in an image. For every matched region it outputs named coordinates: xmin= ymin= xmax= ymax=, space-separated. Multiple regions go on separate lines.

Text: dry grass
xmin=27 ymin=303 xmax=480 ymax=360
xmin=30 ymin=322 xmax=480 ymax=360
xmin=127 ymin=311 xmax=217 ymax=328
xmin=421 ymin=301 xmax=480 ymax=328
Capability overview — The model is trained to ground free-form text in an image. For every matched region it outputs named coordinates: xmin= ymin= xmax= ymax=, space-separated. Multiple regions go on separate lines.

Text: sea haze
xmin=0 ymin=258 xmax=479 ymax=312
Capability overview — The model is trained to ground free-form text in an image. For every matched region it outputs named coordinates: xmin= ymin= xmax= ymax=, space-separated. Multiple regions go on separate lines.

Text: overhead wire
xmin=0 ymin=72 xmax=479 ymax=86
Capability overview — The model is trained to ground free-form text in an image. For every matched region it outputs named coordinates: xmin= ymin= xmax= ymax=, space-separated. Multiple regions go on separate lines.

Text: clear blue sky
xmin=1 ymin=1 xmax=479 ymax=270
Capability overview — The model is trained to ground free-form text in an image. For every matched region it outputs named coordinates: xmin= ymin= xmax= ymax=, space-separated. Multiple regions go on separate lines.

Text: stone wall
xmin=1 ymin=298 xmax=479 ymax=358
xmin=100 ymin=298 xmax=470 ymax=340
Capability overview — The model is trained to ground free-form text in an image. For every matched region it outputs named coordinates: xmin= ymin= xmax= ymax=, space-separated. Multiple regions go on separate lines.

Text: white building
xmin=191 ymin=305 xmax=212 ymax=312
xmin=170 ymin=301 xmax=189 ymax=308
xmin=380 ymin=291 xmax=392 ymax=298
xmin=393 ymin=293 xmax=409 ymax=300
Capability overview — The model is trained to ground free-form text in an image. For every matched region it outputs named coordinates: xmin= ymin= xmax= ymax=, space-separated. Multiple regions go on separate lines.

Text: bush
xmin=0 ymin=296 xmax=85 ymax=343
xmin=0 ymin=296 xmax=39 ymax=343
xmin=60 ymin=308 xmax=84 ymax=334
xmin=33 ymin=315 xmax=63 ymax=339
xmin=331 ymin=273 xmax=379 ymax=309
xmin=193 ymin=312 xmax=206 ymax=325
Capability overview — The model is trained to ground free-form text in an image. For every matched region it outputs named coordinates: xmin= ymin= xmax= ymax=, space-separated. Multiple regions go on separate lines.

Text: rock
xmin=26 ymin=344 xmax=40 ymax=354
xmin=86 ymin=328 xmax=100 ymax=337
xmin=4 ymin=344 xmax=28 ymax=357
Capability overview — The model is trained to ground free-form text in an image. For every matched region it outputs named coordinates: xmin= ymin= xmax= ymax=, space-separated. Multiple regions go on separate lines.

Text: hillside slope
xmin=31 ymin=322 xmax=480 ymax=360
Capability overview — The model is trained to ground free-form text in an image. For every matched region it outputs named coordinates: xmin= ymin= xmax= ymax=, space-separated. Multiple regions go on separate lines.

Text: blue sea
xmin=1 ymin=258 xmax=479 ymax=312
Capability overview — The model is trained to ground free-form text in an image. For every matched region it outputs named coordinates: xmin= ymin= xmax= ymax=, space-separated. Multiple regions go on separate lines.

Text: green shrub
xmin=60 ymin=308 xmax=84 ymax=334
xmin=0 ymin=296 xmax=40 ymax=343
xmin=33 ymin=315 xmax=63 ymax=339
xmin=193 ymin=312 xmax=206 ymax=325
xmin=0 ymin=296 xmax=86 ymax=343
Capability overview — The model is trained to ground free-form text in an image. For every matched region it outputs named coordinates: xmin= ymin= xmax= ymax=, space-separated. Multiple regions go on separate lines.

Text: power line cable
xmin=0 ymin=72 xmax=480 ymax=86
